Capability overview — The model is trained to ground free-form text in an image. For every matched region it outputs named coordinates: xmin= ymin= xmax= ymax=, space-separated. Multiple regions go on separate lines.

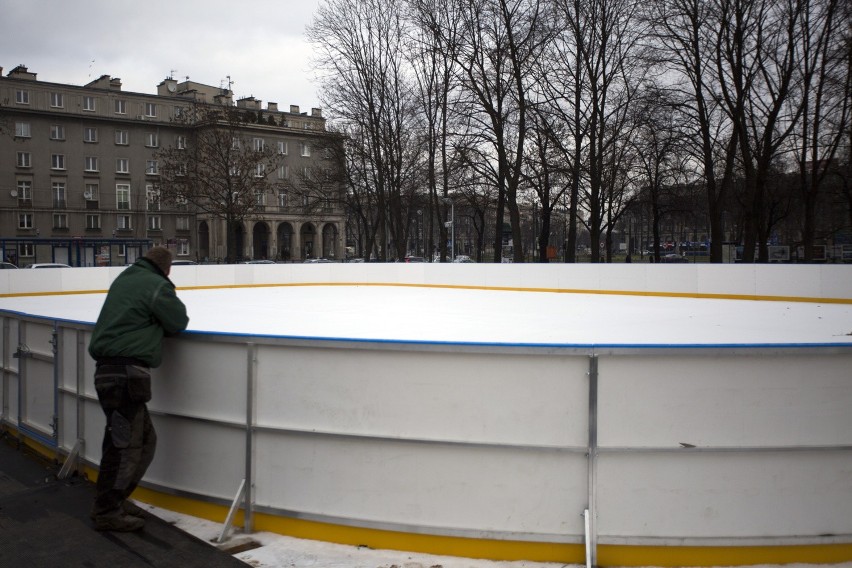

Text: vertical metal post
xmin=244 ymin=343 xmax=257 ymax=533
xmin=16 ymin=321 xmax=26 ymax=439
xmin=587 ymin=354 xmax=599 ymax=567
xmin=51 ymin=323 xmax=60 ymax=445
xmin=2 ymin=318 xmax=9 ymax=424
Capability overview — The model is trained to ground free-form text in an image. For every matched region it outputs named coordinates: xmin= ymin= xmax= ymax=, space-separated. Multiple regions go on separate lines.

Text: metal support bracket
xmin=217 ymin=478 xmax=247 ymax=544
xmin=58 ymin=438 xmax=84 ymax=479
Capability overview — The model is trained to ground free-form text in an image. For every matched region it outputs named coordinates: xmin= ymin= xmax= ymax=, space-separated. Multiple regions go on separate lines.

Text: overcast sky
xmin=0 ymin=0 xmax=324 ymax=110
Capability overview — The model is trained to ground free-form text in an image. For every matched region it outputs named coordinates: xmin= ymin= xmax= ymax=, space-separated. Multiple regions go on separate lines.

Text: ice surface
xmin=2 ymin=285 xmax=851 ymax=347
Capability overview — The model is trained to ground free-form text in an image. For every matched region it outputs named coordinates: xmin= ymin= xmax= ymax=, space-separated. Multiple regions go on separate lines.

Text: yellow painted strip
xmin=598 ymin=542 xmax=852 ymax=566
xmin=125 ymin=488 xmax=852 ymax=566
xmin=2 ymin=280 xmax=850 ymax=305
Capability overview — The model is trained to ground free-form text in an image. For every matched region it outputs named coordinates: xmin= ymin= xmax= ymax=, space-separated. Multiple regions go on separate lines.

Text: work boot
xmin=122 ymin=500 xmax=145 ymax=517
xmin=93 ymin=510 xmax=145 ymax=532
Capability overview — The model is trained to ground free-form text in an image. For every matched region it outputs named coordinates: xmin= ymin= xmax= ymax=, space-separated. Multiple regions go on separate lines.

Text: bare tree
xmin=407 ymin=0 xmax=466 ymax=261
xmin=714 ymin=0 xmax=810 ymax=262
xmin=555 ymin=0 xmax=647 ymax=262
xmin=452 ymin=0 xmax=549 ymax=262
xmin=646 ymin=0 xmax=738 ymax=262
xmin=309 ymin=0 xmax=421 ymax=261
xmin=156 ymin=103 xmax=285 ymax=263
xmin=629 ymin=88 xmax=693 ymax=261
xmin=788 ymin=0 xmax=849 ymax=260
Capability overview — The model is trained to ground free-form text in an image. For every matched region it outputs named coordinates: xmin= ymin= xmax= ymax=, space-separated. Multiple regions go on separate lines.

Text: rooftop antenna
xmin=169 ymin=69 xmax=177 ymax=80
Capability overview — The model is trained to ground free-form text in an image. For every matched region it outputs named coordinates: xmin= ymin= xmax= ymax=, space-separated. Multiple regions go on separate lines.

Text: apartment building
xmin=0 ymin=65 xmax=344 ymax=266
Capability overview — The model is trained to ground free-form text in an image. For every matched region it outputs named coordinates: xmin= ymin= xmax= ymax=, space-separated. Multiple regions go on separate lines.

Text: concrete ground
xmin=0 ymin=432 xmax=247 ymax=568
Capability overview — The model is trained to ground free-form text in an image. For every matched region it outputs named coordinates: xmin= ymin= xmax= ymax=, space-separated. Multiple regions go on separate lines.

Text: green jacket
xmin=88 ymin=258 xmax=189 ymax=368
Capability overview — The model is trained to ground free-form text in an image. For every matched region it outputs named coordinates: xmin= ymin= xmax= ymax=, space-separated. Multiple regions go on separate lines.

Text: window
xmin=83 ymin=96 xmax=96 ymax=111
xmin=146 ymin=160 xmax=159 ymax=175
xmin=145 ymin=133 xmax=159 ymax=147
xmin=115 ymin=100 xmax=127 ymax=114
xmin=52 ymin=182 xmax=66 ymax=208
xmin=177 ymin=239 xmax=190 ymax=256
xmin=175 ymin=195 xmax=188 ymax=210
xmin=174 ymin=106 xmax=185 ymax=119
xmin=15 ymin=90 xmax=29 ymax=104
xmin=255 ymin=191 xmax=267 ymax=207
xmin=278 ymin=165 xmax=289 ymax=180
xmin=17 ymin=180 xmax=33 ymax=200
xmin=116 ymin=184 xmax=131 ymax=210
xmin=176 ymin=216 xmax=190 ymax=231
xmin=147 ymin=215 xmax=162 ymax=231
xmin=300 ymin=142 xmax=310 ymax=157
xmin=278 ymin=191 xmax=287 ymax=208
xmin=16 ymin=152 xmax=32 ymax=168
xmin=53 ymin=213 xmax=69 ymax=229
xmin=50 ymin=92 xmax=64 ymax=108
xmin=18 ymin=243 xmax=34 ymax=258
xmin=85 ymin=183 xmax=99 ymax=201
xmin=117 ymin=214 xmax=132 ymax=230
xmin=176 ymin=135 xmax=187 ymax=150
xmin=145 ymin=102 xmax=157 ymax=117
xmin=229 ymin=164 xmax=240 ymax=177
xmin=255 ymin=163 xmax=266 ymax=178
xmin=50 ymin=125 xmax=65 ymax=140
xmin=83 ymin=127 xmax=98 ymax=143
xmin=301 ymin=166 xmax=310 ymax=179
xmin=19 ymin=213 xmax=34 ymax=229
xmin=277 ymin=141 xmax=288 ymax=155
xmin=118 ymin=244 xmax=127 ymax=257
xmin=51 ymin=154 xmax=66 ymax=170
xmin=115 ymin=129 xmax=128 ymax=145
xmin=146 ymin=186 xmax=160 ymax=211
xmin=116 ymin=158 xmax=129 ymax=174
xmin=84 ymin=156 xmax=99 ymax=172
xmin=253 ymin=138 xmax=265 ymax=151
xmin=231 ymin=138 xmax=241 ymax=150
xmin=176 ymin=163 xmax=187 ymax=176
xmin=86 ymin=214 xmax=101 ymax=230
xmin=15 ymin=122 xmax=31 ymax=138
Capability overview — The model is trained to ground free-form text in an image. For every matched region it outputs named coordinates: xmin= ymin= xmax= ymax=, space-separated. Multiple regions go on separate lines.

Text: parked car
xmin=303 ymin=258 xmax=334 ymax=263
xmin=28 ymin=263 xmax=72 ymax=268
xmin=403 ymin=256 xmax=426 ymax=263
xmin=0 ymin=262 xmax=18 ymax=269
xmin=240 ymin=259 xmax=277 ymax=264
xmin=660 ymin=254 xmax=689 ymax=263
xmin=171 ymin=259 xmax=198 ymax=266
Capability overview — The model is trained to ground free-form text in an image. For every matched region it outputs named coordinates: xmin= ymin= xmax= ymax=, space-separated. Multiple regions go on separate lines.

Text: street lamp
xmin=441 ymin=197 xmax=454 ymax=262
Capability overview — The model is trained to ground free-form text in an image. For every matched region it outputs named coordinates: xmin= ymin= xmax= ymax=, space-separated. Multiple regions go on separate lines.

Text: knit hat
xmin=144 ymin=246 xmax=173 ymax=274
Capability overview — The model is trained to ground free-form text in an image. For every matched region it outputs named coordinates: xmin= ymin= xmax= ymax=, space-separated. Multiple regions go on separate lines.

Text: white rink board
xmin=1 ymin=263 xmax=851 ymax=549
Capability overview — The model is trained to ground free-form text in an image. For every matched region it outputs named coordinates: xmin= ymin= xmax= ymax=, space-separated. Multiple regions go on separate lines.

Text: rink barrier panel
xmin=1 ymin=263 xmax=852 ymax=566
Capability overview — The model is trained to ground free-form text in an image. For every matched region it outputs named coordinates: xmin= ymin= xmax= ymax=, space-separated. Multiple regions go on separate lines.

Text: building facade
xmin=0 ymin=65 xmax=344 ymax=266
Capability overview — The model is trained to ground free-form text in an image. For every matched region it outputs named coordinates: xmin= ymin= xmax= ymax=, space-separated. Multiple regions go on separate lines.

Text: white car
xmin=29 ymin=263 xmax=72 ymax=269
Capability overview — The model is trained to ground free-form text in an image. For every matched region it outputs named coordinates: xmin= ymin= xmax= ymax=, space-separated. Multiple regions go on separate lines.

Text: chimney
xmin=289 ymin=105 xmax=300 ymax=114
xmin=267 ymin=102 xmax=278 ymax=112
xmin=311 ymin=108 xmax=322 ymax=118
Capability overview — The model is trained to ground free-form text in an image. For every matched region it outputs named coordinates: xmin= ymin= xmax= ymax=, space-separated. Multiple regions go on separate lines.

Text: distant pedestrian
xmin=625 ymin=253 xmax=632 ymax=263
xmin=88 ymin=246 xmax=189 ymax=532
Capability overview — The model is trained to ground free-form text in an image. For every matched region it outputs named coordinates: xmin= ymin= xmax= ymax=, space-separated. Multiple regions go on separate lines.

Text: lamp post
xmin=441 ymin=197 xmax=454 ymax=262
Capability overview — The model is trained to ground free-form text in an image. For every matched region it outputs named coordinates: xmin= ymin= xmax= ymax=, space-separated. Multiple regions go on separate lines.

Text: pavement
xmin=0 ymin=432 xmax=247 ymax=568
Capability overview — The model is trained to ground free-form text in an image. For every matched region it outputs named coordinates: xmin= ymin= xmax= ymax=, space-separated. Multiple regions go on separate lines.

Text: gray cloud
xmin=0 ymin=0 xmax=322 ymax=108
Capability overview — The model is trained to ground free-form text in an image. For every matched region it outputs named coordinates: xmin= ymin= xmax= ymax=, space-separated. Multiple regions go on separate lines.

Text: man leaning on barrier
xmin=88 ymin=246 xmax=189 ymax=532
